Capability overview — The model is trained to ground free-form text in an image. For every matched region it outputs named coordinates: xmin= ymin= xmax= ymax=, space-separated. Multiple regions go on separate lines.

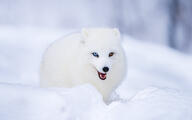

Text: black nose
xmin=103 ymin=67 xmax=109 ymax=72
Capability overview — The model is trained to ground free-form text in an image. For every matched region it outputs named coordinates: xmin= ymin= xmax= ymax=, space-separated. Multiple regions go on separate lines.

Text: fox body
xmin=40 ymin=28 xmax=126 ymax=103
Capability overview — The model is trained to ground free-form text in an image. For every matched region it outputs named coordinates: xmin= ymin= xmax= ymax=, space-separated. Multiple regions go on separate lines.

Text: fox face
xmin=89 ymin=51 xmax=115 ymax=80
xmin=80 ymin=28 xmax=123 ymax=81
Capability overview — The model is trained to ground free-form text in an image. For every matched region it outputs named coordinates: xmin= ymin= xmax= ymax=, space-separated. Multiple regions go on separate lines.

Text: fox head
xmin=80 ymin=28 xmax=126 ymax=81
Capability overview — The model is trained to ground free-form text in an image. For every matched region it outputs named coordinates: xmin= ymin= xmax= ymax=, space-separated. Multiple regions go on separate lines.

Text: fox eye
xmin=92 ymin=52 xmax=99 ymax=58
xmin=109 ymin=52 xmax=114 ymax=57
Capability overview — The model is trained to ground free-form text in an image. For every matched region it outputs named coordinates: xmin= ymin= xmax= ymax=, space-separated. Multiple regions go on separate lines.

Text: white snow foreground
xmin=0 ymin=83 xmax=191 ymax=120
xmin=0 ymin=84 xmax=106 ymax=120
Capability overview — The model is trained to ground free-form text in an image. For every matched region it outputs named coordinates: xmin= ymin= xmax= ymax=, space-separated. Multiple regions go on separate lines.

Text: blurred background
xmin=0 ymin=0 xmax=192 ymax=53
xmin=0 ymin=0 xmax=192 ymax=87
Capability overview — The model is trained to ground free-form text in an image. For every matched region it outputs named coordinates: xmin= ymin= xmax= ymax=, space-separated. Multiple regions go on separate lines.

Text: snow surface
xmin=0 ymin=26 xmax=192 ymax=120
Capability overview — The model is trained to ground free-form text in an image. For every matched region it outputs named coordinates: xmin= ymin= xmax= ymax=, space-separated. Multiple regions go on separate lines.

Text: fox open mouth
xmin=97 ymin=71 xmax=107 ymax=80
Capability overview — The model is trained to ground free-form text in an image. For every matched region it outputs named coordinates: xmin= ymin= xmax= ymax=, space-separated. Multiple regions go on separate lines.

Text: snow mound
xmin=0 ymin=83 xmax=107 ymax=120
xmin=0 ymin=83 xmax=191 ymax=120
xmin=110 ymin=87 xmax=192 ymax=120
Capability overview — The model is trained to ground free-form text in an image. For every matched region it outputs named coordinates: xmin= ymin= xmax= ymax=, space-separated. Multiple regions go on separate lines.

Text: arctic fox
xmin=40 ymin=28 xmax=127 ymax=103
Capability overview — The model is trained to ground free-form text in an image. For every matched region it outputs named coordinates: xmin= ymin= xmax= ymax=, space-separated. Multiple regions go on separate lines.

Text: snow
xmin=0 ymin=83 xmax=106 ymax=120
xmin=0 ymin=26 xmax=192 ymax=120
xmin=118 ymin=36 xmax=192 ymax=99
xmin=0 ymin=84 xmax=191 ymax=120
xmin=110 ymin=87 xmax=192 ymax=120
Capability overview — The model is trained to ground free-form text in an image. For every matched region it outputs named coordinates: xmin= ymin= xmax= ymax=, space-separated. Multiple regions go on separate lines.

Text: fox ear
xmin=113 ymin=28 xmax=120 ymax=37
xmin=81 ymin=28 xmax=89 ymax=38
xmin=80 ymin=28 xmax=89 ymax=44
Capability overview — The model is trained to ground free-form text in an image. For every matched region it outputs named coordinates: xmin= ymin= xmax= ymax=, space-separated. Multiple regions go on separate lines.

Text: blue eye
xmin=92 ymin=52 xmax=99 ymax=57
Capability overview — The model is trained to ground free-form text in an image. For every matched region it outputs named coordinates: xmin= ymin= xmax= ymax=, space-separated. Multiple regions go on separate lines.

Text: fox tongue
xmin=100 ymin=74 xmax=106 ymax=79
xmin=98 ymin=72 xmax=106 ymax=80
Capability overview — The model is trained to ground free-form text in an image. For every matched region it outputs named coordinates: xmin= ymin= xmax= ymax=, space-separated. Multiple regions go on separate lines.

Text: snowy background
xmin=0 ymin=0 xmax=192 ymax=120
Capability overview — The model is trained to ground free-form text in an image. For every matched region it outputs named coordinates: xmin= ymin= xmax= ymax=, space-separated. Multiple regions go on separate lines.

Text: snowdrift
xmin=0 ymin=83 xmax=191 ymax=120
